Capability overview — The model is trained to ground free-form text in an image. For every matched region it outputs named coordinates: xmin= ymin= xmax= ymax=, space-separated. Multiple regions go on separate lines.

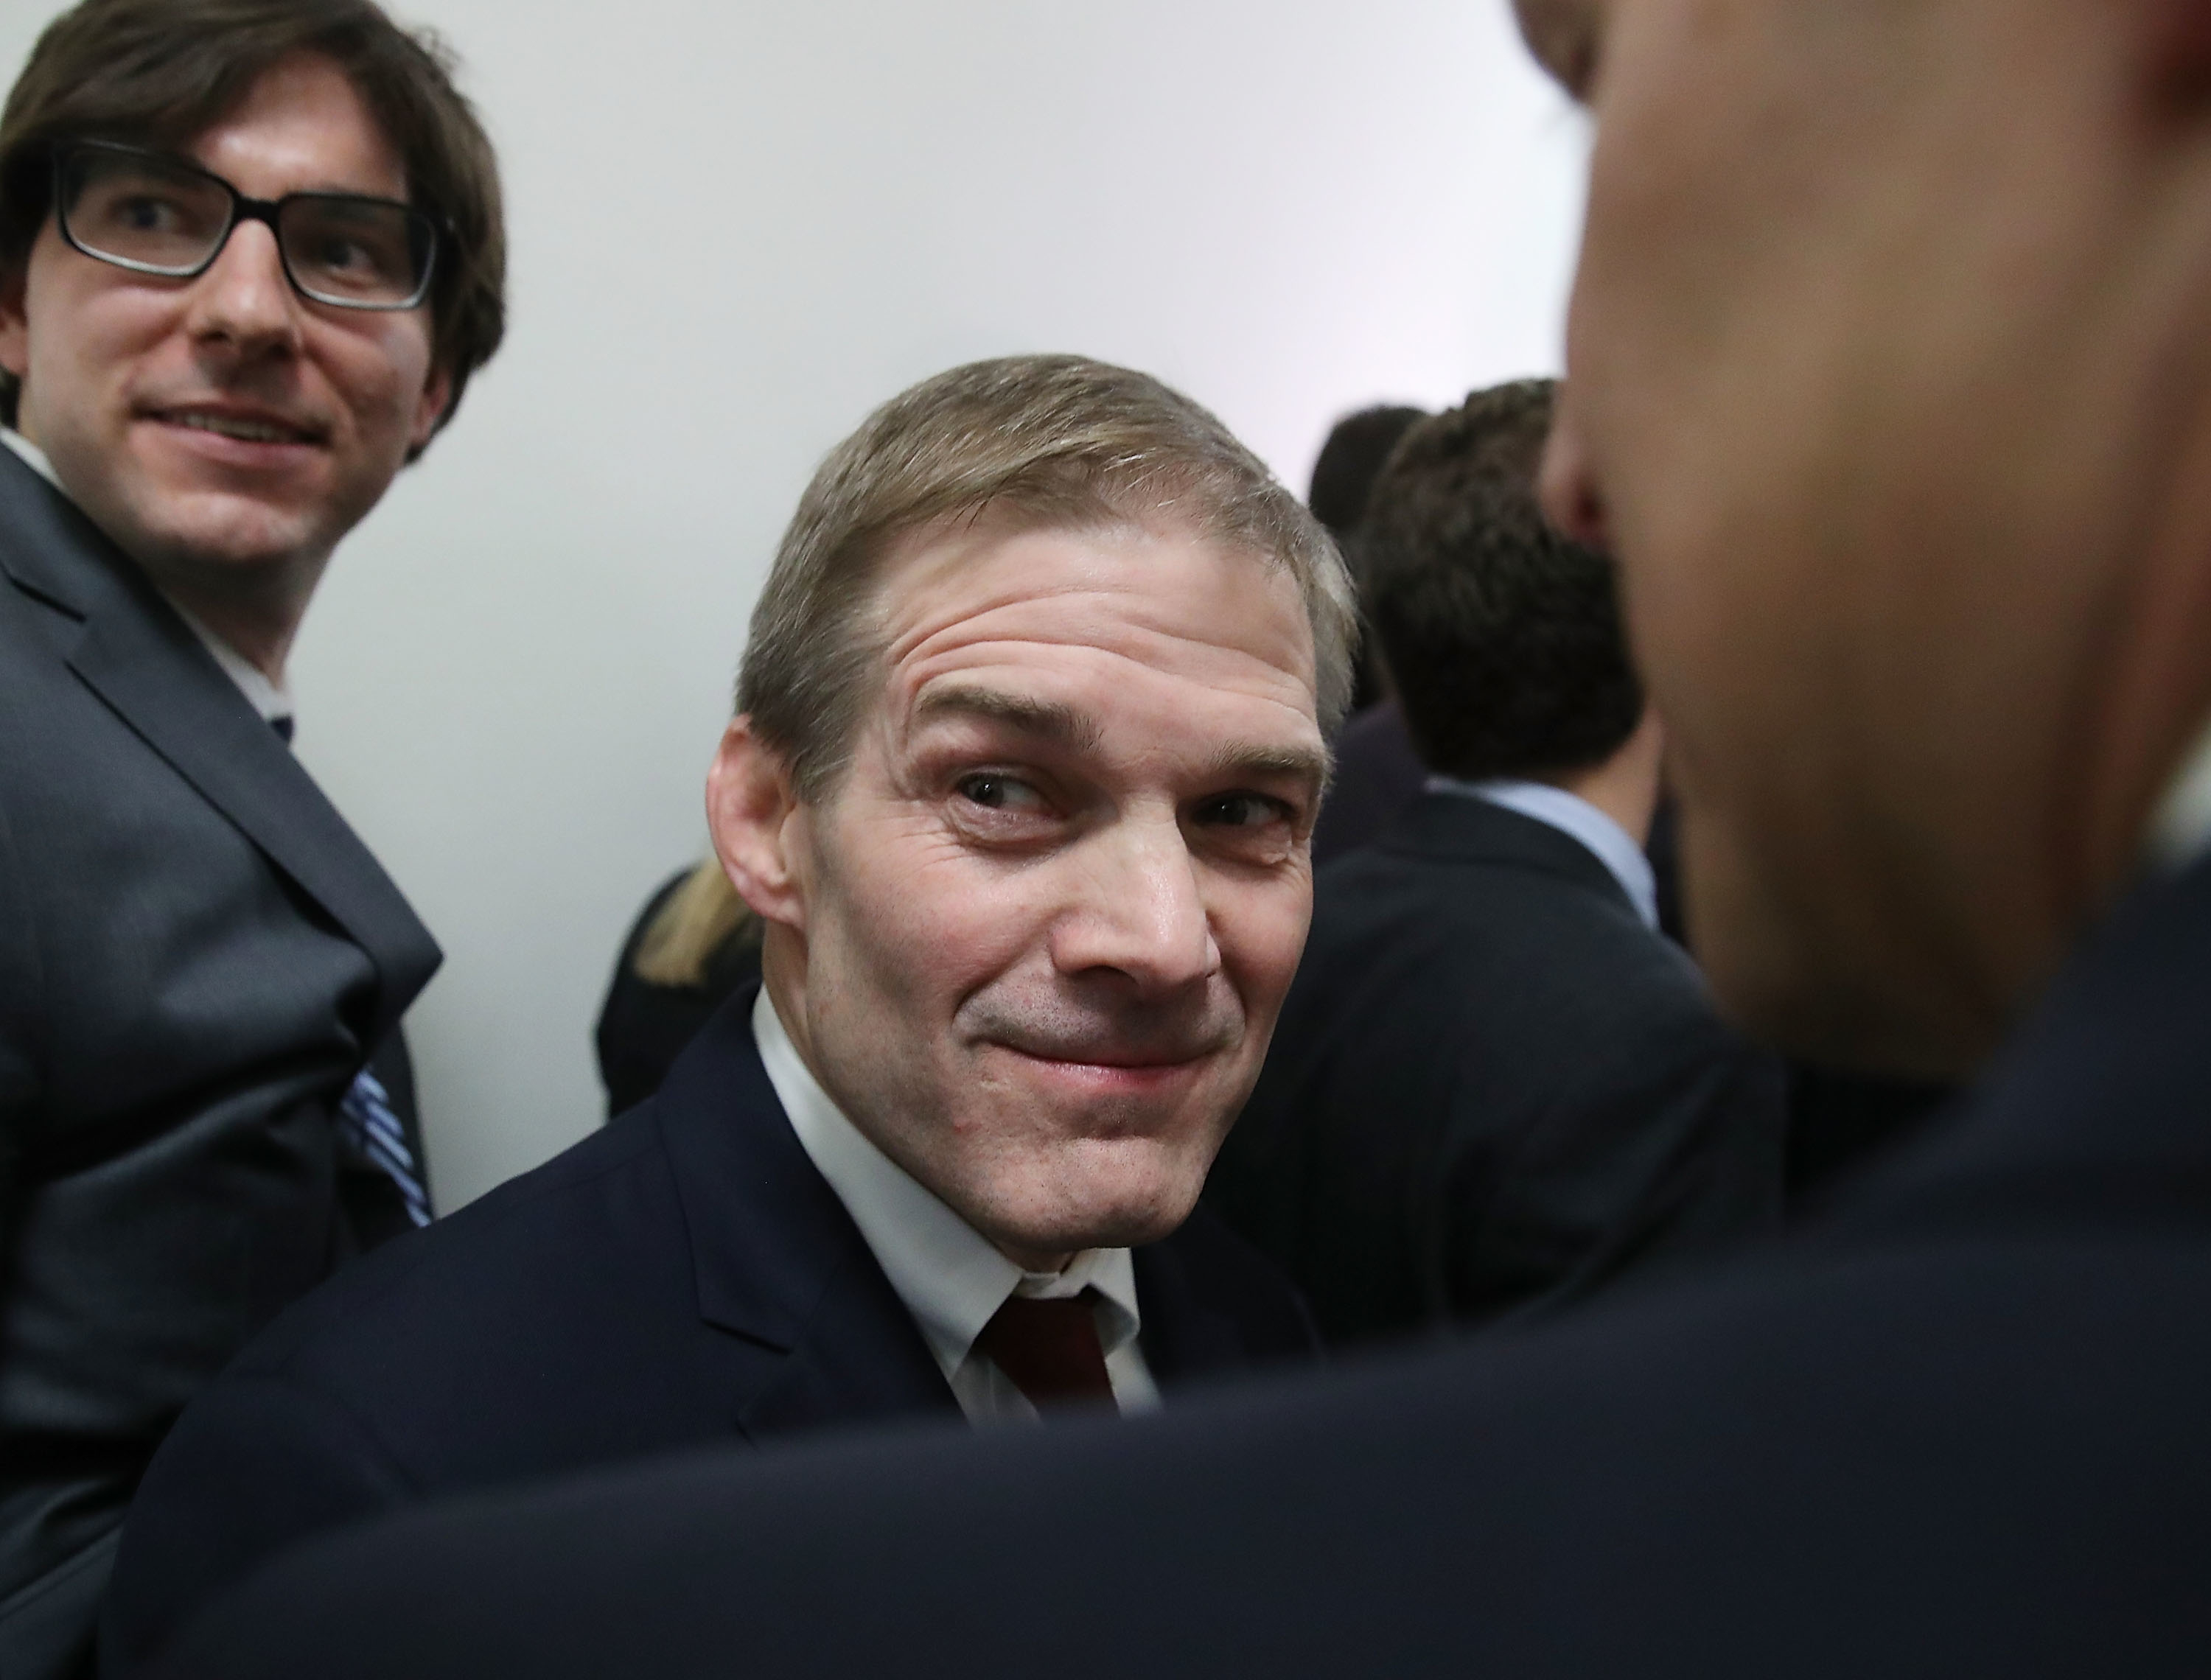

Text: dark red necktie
xmin=973 ymin=1289 xmax=1116 ymax=1410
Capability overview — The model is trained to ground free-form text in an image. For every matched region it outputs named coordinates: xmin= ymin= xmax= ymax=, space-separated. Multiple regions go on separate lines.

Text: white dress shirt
xmin=2150 ymin=714 xmax=2211 ymax=871
xmin=751 ymin=987 xmax=1161 ymax=1425
xmin=1427 ymin=774 xmax=1661 ymax=930
xmin=1 ymin=425 xmax=294 ymax=732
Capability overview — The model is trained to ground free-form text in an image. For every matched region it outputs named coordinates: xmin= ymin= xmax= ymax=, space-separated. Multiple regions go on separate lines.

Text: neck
xmin=136 ymin=552 xmax=323 ymax=683
xmin=1548 ymin=707 xmax=1665 ymax=844
xmin=13 ymin=416 xmax=322 ymax=682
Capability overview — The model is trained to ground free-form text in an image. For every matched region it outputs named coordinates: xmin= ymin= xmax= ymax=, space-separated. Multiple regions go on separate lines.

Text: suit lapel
xmin=0 ymin=451 xmax=439 ymax=1045
xmin=1132 ymin=1233 xmax=1246 ymax=1387
xmin=652 ymin=992 xmax=960 ymax=1441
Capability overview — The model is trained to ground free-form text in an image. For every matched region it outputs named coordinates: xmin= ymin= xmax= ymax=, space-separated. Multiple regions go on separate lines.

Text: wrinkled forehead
xmin=865 ymin=505 xmax=1322 ymax=719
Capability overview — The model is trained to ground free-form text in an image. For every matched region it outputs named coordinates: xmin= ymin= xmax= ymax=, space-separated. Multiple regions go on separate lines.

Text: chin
xmin=980 ymin=1138 xmax=1213 ymax=1256
xmin=1688 ymin=815 xmax=1997 ymax=1081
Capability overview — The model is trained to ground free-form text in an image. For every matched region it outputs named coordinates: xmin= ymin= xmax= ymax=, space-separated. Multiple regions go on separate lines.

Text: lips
xmin=988 ymin=1034 xmax=1228 ymax=1070
xmin=146 ymin=405 xmax=329 ymax=447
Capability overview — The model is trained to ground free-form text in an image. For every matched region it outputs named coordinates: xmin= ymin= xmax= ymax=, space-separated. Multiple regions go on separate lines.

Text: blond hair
xmin=736 ymin=354 xmax=1358 ymax=800
xmin=631 ymin=859 xmax=758 ymax=989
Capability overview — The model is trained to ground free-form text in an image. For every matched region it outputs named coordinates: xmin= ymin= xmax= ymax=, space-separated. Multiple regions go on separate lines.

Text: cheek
xmin=822 ymin=816 xmax=1040 ymax=994
xmin=1214 ymin=875 xmax=1312 ymax=1017
xmin=322 ymin=322 xmax=437 ymax=439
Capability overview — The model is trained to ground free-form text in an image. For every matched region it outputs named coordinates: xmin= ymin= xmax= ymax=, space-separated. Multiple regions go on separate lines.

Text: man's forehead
xmin=186 ymin=54 xmax=404 ymax=183
xmin=879 ymin=515 xmax=1314 ymax=670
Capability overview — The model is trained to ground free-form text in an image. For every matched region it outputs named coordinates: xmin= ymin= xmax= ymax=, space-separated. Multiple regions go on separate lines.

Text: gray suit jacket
xmin=0 ymin=448 xmax=440 ymax=1680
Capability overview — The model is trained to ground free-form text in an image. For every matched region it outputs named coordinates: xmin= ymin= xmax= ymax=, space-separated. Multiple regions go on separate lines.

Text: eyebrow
xmin=911 ymin=685 xmax=1104 ymax=752
xmin=1205 ymin=741 xmax=1331 ymax=796
xmin=911 ymin=684 xmax=1328 ymax=792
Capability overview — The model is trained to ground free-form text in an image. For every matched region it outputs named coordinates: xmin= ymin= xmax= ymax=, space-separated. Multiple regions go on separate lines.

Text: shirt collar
xmin=167 ymin=599 xmax=296 ymax=735
xmin=750 ymin=987 xmax=1142 ymax=1381
xmin=2148 ymin=710 xmax=2211 ymax=872
xmin=3 ymin=426 xmax=295 ymax=736
xmin=1 ymin=425 xmax=60 ymax=491
xmin=1427 ymin=774 xmax=1660 ymax=930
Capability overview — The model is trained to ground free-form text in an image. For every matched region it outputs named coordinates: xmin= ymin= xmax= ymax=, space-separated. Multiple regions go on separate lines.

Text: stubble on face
xmin=769 ymin=514 xmax=1324 ymax=1267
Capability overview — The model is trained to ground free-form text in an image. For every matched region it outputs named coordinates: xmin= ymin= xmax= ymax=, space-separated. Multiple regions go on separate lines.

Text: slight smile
xmin=141 ymin=403 xmax=329 ymax=463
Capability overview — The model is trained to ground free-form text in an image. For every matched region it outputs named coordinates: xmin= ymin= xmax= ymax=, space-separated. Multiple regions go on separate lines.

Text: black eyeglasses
xmin=52 ymin=140 xmax=441 ymax=311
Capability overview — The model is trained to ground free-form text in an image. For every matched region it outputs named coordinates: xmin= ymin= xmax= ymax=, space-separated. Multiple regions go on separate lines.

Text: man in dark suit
xmin=0 ymin=4 xmax=506 ymax=1674
xmin=1209 ymin=379 xmax=1784 ymax=1345
xmin=133 ymin=0 xmax=2211 ymax=1673
xmin=104 ymin=354 xmax=1346 ymax=1670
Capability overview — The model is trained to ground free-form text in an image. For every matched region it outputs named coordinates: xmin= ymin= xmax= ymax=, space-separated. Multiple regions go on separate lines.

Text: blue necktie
xmin=338 ymin=1067 xmax=432 ymax=1228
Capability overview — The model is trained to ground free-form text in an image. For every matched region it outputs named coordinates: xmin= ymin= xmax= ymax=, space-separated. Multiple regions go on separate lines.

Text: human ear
xmin=0 ymin=267 xmax=29 ymax=385
xmin=706 ymin=716 xmax=810 ymax=931
xmin=1512 ymin=0 xmax=1599 ymax=101
xmin=2140 ymin=0 xmax=2211 ymax=105
xmin=408 ymin=362 xmax=452 ymax=452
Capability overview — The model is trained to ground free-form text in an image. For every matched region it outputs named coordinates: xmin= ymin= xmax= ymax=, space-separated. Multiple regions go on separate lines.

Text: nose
xmin=1538 ymin=389 xmax=1613 ymax=553
xmin=183 ymin=217 xmax=302 ymax=360
xmin=1050 ymin=813 xmax=1221 ymax=997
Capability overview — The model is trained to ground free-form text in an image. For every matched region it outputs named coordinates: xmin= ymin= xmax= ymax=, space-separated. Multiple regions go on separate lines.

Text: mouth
xmin=987 ymin=1040 xmax=1222 ymax=1079
xmin=145 ymin=405 xmax=329 ymax=448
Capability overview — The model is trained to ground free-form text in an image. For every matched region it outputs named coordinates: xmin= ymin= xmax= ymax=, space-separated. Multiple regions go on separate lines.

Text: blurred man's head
xmin=1308 ymin=402 xmax=1427 ymax=713
xmin=1519 ymin=0 xmax=2211 ymax=1079
xmin=710 ymin=354 xmax=1355 ymax=1270
xmin=0 ymin=0 xmax=504 ymax=661
xmin=1362 ymin=378 xmax=1648 ymax=813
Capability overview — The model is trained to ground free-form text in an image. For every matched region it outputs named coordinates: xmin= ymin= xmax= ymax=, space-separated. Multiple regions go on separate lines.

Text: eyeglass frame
xmin=47 ymin=139 xmax=447 ymax=313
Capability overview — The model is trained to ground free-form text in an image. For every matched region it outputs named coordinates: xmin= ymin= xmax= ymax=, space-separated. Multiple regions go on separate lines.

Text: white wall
xmin=1 ymin=0 xmax=1587 ymax=1208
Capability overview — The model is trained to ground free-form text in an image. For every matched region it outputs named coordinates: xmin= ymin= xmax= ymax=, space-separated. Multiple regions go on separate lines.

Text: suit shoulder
xmin=1305 ymin=849 xmax=1714 ymax=1035
xmin=228 ymin=1103 xmax=680 ymax=1385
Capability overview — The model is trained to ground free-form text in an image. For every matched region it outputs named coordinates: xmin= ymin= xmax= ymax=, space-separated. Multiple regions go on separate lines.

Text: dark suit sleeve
xmin=99 ymin=1376 xmax=412 ymax=1676
xmin=0 ymin=787 xmax=39 ymax=1264
xmin=1444 ymin=1007 xmax=1787 ymax=1323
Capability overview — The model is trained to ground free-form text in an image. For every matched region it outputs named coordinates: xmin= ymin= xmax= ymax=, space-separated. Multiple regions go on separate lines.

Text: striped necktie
xmin=338 ymin=1067 xmax=432 ymax=1228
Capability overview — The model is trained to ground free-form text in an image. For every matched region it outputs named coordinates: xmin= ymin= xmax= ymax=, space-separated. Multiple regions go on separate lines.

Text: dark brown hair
xmin=1362 ymin=378 xmax=1644 ymax=782
xmin=0 ymin=0 xmax=505 ymax=441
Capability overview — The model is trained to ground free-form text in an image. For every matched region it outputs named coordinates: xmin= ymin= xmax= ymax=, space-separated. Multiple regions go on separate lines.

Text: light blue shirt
xmin=1426 ymin=774 xmax=1660 ymax=931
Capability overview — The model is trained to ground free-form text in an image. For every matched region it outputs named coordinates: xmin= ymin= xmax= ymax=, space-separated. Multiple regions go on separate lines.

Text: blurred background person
xmin=1304 ymin=402 xmax=1429 ymax=865
xmin=594 ymin=860 xmax=761 ymax=1116
xmin=0 ymin=1 xmax=503 ymax=1673
xmin=1207 ymin=378 xmax=1785 ymax=1345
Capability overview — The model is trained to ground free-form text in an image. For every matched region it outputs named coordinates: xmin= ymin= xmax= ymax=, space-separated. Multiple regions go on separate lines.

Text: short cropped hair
xmin=738 ymin=354 xmax=1358 ymax=802
xmin=0 ymin=0 xmax=506 ymax=441
xmin=1362 ymin=378 xmax=1643 ymax=782
xmin=1307 ymin=404 xmax=1427 ymax=541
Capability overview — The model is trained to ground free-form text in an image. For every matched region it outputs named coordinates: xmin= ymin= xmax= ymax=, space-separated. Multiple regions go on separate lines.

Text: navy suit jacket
xmin=0 ymin=449 xmax=438 ymax=1680
xmin=104 ymin=986 xmax=1318 ymax=1673
xmin=1209 ymin=793 xmax=1786 ymax=1345
xmin=141 ymin=851 xmax=2211 ymax=1679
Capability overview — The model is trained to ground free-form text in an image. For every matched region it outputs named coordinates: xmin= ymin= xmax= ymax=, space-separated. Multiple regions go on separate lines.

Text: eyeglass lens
xmin=59 ymin=147 xmax=433 ymax=308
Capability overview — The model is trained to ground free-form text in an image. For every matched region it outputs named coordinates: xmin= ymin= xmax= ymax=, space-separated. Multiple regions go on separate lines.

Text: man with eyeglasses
xmin=0 ymin=4 xmax=503 ymax=1676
